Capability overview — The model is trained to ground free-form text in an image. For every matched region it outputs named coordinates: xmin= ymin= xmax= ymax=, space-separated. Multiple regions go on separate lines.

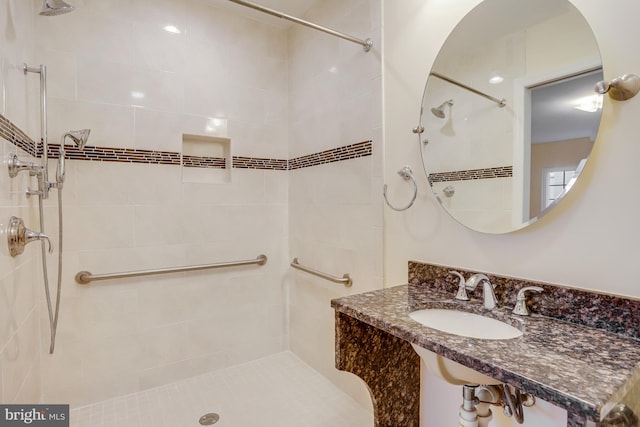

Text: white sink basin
xmin=409 ymin=308 xmax=522 ymax=385
xmin=409 ymin=308 xmax=523 ymax=340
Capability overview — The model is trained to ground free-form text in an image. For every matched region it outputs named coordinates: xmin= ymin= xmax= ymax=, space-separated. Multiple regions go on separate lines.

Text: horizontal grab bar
xmin=75 ymin=254 xmax=268 ymax=284
xmin=290 ymin=258 xmax=352 ymax=287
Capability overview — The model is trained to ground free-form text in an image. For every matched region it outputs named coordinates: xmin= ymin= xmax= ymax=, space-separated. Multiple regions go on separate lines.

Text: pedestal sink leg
xmin=335 ymin=311 xmax=420 ymax=427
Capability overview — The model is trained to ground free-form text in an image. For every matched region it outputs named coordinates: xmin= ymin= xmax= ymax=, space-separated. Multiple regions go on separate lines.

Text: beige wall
xmin=384 ymin=0 xmax=640 ymax=425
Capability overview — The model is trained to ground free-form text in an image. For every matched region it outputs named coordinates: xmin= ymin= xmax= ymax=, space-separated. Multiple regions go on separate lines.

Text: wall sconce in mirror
xmin=595 ymin=74 xmax=640 ymax=101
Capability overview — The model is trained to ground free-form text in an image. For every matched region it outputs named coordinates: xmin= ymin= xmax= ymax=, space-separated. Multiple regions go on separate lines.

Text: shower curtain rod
xmin=227 ymin=0 xmax=373 ymax=52
xmin=430 ymin=72 xmax=507 ymax=107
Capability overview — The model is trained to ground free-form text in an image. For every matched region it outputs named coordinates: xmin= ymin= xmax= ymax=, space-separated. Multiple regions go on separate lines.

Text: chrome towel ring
xmin=383 ymin=166 xmax=417 ymax=211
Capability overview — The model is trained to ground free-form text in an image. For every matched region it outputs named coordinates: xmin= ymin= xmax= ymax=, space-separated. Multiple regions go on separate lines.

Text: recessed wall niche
xmin=181 ymin=134 xmax=231 ymax=183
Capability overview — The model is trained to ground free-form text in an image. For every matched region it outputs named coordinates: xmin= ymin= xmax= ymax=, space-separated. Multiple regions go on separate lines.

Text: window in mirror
xmin=543 ymin=167 xmax=576 ymax=209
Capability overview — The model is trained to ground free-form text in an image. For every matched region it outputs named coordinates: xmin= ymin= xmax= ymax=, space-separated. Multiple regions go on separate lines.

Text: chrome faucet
xmin=451 ymin=271 xmax=499 ymax=309
xmin=466 ymin=273 xmax=498 ymax=310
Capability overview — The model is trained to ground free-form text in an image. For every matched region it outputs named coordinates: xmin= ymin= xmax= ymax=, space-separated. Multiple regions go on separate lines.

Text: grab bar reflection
xmin=75 ymin=254 xmax=268 ymax=284
xmin=290 ymin=258 xmax=352 ymax=287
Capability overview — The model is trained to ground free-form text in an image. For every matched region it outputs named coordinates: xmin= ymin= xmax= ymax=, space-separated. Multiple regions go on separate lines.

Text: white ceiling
xmin=207 ymin=0 xmax=318 ymax=28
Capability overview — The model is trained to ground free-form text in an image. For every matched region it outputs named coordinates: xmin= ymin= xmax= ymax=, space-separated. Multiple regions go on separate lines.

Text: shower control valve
xmin=6 ymin=216 xmax=53 ymax=257
xmin=6 ymin=153 xmax=42 ymax=178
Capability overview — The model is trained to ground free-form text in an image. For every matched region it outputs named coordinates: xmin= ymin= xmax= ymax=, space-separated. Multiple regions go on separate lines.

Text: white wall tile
xmin=131 ymin=68 xmax=183 ymax=113
xmin=76 ymin=58 xmax=134 ymax=106
xmin=63 ymin=205 xmax=135 ymax=251
xmin=287 ymin=0 xmax=382 ymax=410
xmin=0 ymin=0 xmax=40 ymax=406
xmin=2 ymin=311 xmax=38 ymax=403
xmin=6 ymin=0 xmax=383 ymax=411
xmin=132 ymin=23 xmax=186 ymax=73
xmin=48 ymin=98 xmax=135 ymax=149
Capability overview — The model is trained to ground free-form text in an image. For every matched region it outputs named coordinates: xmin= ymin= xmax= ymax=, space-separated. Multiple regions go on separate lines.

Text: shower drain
xmin=199 ymin=413 xmax=220 ymax=425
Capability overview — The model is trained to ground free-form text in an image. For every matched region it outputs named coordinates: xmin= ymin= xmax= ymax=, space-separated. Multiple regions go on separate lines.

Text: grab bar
xmin=75 ymin=254 xmax=268 ymax=284
xmin=290 ymin=258 xmax=352 ymax=287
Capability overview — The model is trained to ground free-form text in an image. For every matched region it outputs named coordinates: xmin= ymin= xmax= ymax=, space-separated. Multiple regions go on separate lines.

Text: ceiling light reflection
xmin=163 ymin=25 xmax=182 ymax=34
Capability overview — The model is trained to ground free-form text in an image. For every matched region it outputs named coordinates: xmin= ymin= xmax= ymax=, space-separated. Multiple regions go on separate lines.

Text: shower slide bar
xmin=290 ymin=258 xmax=352 ymax=287
xmin=430 ymin=72 xmax=507 ymax=107
xmin=75 ymin=254 xmax=268 ymax=284
xmin=227 ymin=0 xmax=373 ymax=52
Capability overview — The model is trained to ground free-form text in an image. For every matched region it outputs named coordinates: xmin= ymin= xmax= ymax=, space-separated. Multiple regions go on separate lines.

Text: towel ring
xmin=383 ymin=166 xmax=418 ymax=211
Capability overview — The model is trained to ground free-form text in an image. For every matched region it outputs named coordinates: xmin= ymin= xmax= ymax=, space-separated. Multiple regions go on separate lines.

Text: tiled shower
xmin=0 ymin=0 xmax=381 ymax=419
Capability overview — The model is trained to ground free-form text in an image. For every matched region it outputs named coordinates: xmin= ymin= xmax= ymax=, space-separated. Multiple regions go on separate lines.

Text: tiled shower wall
xmin=287 ymin=0 xmax=383 ymax=409
xmin=0 ymin=0 xmax=382 ymax=410
xmin=0 ymin=0 xmax=41 ymax=405
xmin=32 ymin=0 xmax=291 ymax=406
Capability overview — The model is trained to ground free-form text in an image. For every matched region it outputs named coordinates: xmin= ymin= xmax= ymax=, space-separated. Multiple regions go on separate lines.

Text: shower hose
xmin=38 ymin=187 xmax=63 ymax=354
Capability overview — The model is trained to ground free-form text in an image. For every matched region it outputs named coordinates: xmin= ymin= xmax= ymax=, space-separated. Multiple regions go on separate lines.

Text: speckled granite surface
xmin=332 ymin=262 xmax=640 ymax=425
xmin=335 ymin=312 xmax=420 ymax=427
xmin=408 ymin=261 xmax=640 ymax=339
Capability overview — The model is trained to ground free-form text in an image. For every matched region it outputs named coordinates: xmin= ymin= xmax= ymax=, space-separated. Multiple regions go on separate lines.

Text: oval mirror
xmin=419 ymin=0 xmax=603 ymax=234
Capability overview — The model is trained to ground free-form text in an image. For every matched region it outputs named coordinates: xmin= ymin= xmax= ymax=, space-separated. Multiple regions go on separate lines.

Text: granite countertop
xmin=331 ymin=284 xmax=640 ymax=422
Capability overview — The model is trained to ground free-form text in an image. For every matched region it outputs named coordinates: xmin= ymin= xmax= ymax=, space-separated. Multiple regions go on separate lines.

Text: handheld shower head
xmin=39 ymin=0 xmax=75 ymax=16
xmin=431 ymin=99 xmax=454 ymax=119
xmin=57 ymin=129 xmax=90 ymax=187
xmin=63 ymin=129 xmax=90 ymax=149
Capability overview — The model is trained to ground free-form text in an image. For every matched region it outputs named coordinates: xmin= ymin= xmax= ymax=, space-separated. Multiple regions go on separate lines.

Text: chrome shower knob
xmin=6 ymin=153 xmax=42 ymax=178
xmin=6 ymin=216 xmax=53 ymax=257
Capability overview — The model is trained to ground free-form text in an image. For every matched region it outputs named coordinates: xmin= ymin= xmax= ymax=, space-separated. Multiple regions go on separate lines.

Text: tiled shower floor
xmin=70 ymin=352 xmax=373 ymax=427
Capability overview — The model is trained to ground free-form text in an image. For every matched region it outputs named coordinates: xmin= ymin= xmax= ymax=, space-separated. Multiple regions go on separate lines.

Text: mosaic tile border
xmin=288 ymin=140 xmax=372 ymax=170
xmin=183 ymin=155 xmax=226 ymax=169
xmin=0 ymin=114 xmax=38 ymax=157
xmin=428 ymin=165 xmax=512 ymax=183
xmin=0 ymin=114 xmax=373 ymax=171
xmin=233 ymin=156 xmax=288 ymax=170
xmin=1 ymin=114 xmax=371 ymax=171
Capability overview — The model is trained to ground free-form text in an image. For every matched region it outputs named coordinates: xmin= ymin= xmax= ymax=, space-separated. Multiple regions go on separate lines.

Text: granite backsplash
xmin=408 ymin=261 xmax=640 ymax=340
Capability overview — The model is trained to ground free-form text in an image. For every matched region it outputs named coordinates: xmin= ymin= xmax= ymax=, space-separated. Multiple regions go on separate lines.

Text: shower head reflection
xmin=431 ymin=99 xmax=454 ymax=119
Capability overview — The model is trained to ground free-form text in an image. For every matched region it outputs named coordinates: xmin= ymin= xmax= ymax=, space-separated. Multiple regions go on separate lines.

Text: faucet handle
xmin=6 ymin=216 xmax=53 ymax=257
xmin=512 ymin=286 xmax=543 ymax=316
xmin=450 ymin=270 xmax=469 ymax=301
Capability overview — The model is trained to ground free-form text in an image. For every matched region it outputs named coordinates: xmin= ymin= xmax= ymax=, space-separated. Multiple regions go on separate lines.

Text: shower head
xmin=56 ymin=129 xmax=89 ymax=187
xmin=39 ymin=0 xmax=75 ymax=16
xmin=431 ymin=99 xmax=454 ymax=119
xmin=63 ymin=129 xmax=90 ymax=149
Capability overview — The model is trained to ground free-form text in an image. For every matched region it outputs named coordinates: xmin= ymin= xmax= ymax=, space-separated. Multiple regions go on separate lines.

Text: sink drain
xmin=199 ymin=413 xmax=220 ymax=425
